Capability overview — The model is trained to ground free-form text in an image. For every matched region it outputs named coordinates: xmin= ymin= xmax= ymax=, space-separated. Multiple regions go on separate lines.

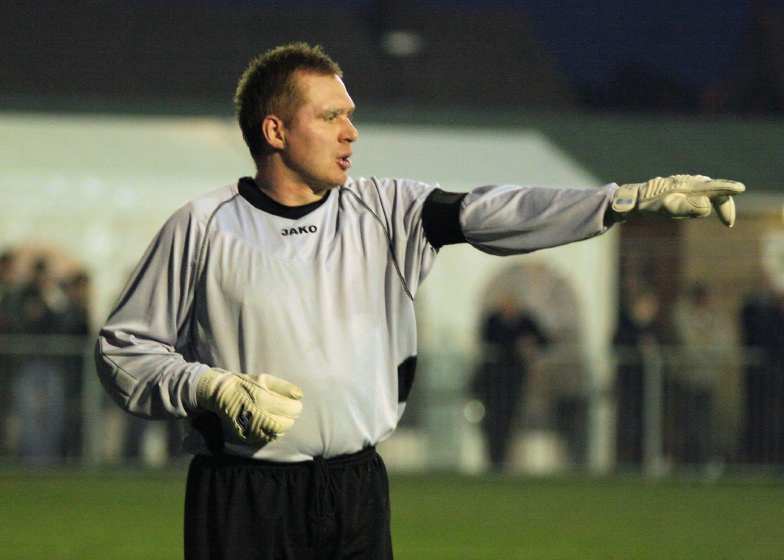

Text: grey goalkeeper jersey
xmin=95 ymin=176 xmax=616 ymax=461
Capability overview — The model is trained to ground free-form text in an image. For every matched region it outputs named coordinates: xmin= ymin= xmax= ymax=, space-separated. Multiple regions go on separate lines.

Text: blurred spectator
xmin=0 ymin=250 xmax=22 ymax=332
xmin=740 ymin=282 xmax=784 ymax=465
xmin=613 ymin=287 xmax=669 ymax=469
xmin=0 ymin=249 xmax=22 ymax=455
xmin=60 ymin=270 xmax=92 ymax=460
xmin=671 ymin=283 xmax=735 ymax=468
xmin=61 ymin=271 xmax=91 ymax=336
xmin=12 ymin=258 xmax=68 ymax=465
xmin=472 ymin=293 xmax=550 ymax=472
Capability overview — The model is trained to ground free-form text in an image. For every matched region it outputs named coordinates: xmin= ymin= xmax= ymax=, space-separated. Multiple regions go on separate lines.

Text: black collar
xmin=238 ymin=177 xmax=331 ymax=219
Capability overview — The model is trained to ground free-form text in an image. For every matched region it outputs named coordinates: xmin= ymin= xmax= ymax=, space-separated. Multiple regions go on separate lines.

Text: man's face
xmin=280 ymin=72 xmax=358 ymax=191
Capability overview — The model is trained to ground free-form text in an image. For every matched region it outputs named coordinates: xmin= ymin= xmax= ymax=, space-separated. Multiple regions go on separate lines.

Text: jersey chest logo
xmin=281 ymin=225 xmax=318 ymax=236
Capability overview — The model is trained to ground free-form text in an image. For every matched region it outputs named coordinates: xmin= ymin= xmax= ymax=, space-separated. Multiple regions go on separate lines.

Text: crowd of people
xmin=0 ymin=247 xmax=91 ymax=465
xmin=0 ymin=246 xmax=191 ymax=468
xmin=612 ymin=278 xmax=784 ymax=473
xmin=466 ymin=276 xmax=784 ymax=475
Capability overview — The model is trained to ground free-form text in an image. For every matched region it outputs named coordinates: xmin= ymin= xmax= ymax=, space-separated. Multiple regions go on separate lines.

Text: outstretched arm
xmin=423 ymin=183 xmax=615 ymax=256
xmin=420 ymin=175 xmax=745 ymax=257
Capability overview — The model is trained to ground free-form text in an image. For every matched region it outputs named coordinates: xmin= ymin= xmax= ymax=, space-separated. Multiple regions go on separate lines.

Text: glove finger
xmin=260 ymin=413 xmax=296 ymax=436
xmin=238 ymin=375 xmax=303 ymax=419
xmin=256 ymin=392 xmax=302 ymax=418
xmin=235 ymin=410 xmax=296 ymax=442
xmin=687 ymin=178 xmax=746 ymax=197
xmin=712 ymin=195 xmax=736 ymax=227
xmin=259 ymin=373 xmax=304 ymax=399
xmin=243 ymin=411 xmax=296 ymax=442
xmin=257 ymin=389 xmax=304 ymax=418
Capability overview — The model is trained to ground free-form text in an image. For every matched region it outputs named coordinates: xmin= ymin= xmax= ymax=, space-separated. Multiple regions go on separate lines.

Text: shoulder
xmin=182 ymin=182 xmax=241 ymax=217
xmin=165 ymin=182 xmax=241 ymax=227
xmin=148 ymin=182 xmax=243 ymax=248
xmin=341 ymin=176 xmax=437 ymax=208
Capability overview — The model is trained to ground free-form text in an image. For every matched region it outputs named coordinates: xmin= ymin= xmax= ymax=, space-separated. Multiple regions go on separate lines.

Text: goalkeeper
xmin=95 ymin=42 xmax=744 ymax=560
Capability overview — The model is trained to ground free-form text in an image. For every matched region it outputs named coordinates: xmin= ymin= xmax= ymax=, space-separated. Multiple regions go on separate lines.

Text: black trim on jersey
xmin=421 ymin=188 xmax=468 ymax=249
xmin=238 ymin=177 xmax=331 ymax=219
xmin=397 ymin=356 xmax=417 ymax=403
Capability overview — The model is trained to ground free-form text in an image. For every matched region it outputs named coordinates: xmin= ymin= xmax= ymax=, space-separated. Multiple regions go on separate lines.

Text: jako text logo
xmin=281 ymin=225 xmax=318 ymax=236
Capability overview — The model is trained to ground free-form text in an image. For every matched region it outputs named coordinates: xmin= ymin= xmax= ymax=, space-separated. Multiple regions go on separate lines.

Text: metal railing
xmin=1 ymin=336 xmax=782 ymax=476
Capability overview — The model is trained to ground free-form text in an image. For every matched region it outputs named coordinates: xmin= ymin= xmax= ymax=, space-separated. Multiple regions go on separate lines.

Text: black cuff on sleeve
xmin=422 ymin=188 xmax=468 ymax=249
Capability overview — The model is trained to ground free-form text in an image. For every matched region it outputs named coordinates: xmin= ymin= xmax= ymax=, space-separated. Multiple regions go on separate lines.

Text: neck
xmin=254 ymin=167 xmax=328 ymax=207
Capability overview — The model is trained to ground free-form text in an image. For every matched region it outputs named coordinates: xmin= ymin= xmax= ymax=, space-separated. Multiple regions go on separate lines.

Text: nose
xmin=343 ymin=119 xmax=358 ymax=143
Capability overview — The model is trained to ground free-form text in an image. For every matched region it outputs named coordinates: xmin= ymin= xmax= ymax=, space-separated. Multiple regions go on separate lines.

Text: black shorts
xmin=184 ymin=446 xmax=393 ymax=560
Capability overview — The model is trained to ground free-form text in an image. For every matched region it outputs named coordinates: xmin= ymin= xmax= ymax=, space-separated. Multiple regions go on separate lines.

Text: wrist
xmin=195 ymin=368 xmax=224 ymax=410
xmin=609 ymin=183 xmax=641 ymax=223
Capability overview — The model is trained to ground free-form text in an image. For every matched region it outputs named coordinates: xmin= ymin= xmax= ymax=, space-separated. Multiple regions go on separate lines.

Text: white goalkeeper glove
xmin=610 ymin=175 xmax=745 ymax=227
xmin=196 ymin=368 xmax=303 ymax=443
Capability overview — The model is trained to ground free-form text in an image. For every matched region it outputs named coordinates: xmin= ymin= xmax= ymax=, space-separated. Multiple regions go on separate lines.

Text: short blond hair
xmin=235 ymin=42 xmax=343 ymax=158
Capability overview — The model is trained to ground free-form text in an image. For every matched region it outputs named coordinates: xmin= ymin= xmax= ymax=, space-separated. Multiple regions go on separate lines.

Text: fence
xmin=1 ymin=336 xmax=782 ymax=476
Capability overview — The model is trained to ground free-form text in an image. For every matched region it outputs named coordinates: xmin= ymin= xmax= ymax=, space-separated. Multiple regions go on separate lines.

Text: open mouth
xmin=337 ymin=156 xmax=352 ymax=170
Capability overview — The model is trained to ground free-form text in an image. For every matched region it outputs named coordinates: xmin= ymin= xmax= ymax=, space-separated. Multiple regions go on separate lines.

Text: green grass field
xmin=1 ymin=470 xmax=782 ymax=559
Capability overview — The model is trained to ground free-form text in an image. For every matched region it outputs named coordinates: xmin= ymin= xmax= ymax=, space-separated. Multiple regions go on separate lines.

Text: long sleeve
xmin=460 ymin=183 xmax=617 ymax=256
xmin=94 ymin=200 xmax=212 ymax=419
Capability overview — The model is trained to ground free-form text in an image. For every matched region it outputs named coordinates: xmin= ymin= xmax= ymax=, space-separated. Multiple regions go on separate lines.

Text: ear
xmin=261 ymin=115 xmax=286 ymax=150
